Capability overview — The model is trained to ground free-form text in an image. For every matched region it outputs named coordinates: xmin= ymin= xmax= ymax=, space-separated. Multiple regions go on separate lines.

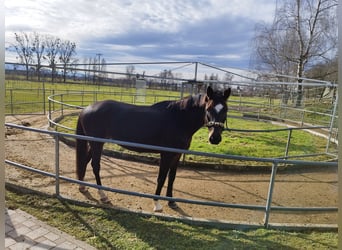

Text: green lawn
xmin=6 ymin=187 xmax=338 ymax=250
xmin=6 ymin=79 xmax=336 ymax=165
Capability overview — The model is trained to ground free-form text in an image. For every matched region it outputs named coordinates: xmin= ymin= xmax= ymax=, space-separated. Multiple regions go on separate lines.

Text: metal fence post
xmin=48 ymin=97 xmax=52 ymax=127
xmin=55 ymin=134 xmax=60 ymax=197
xmin=52 ymin=89 xmax=55 ymax=112
xmin=264 ymin=162 xmax=278 ymax=228
xmin=61 ymin=94 xmax=64 ymax=117
xmin=326 ymin=93 xmax=338 ymax=153
xmin=301 ymin=110 xmax=305 ymax=126
xmin=10 ymin=89 xmax=13 ymax=115
xmin=43 ymin=82 xmax=46 ymax=115
xmin=284 ymin=129 xmax=293 ymax=159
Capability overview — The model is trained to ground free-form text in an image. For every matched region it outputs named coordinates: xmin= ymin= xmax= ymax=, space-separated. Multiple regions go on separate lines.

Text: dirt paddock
xmin=5 ymin=115 xmax=338 ymax=226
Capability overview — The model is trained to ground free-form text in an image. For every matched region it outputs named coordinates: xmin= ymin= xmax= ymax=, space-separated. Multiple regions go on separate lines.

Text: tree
xmin=58 ymin=40 xmax=77 ymax=83
xmin=224 ymin=73 xmax=234 ymax=83
xmin=11 ymin=32 xmax=78 ymax=83
xmin=91 ymin=57 xmax=97 ymax=84
xmin=99 ymin=58 xmax=107 ymax=81
xmin=306 ymin=56 xmax=337 ymax=82
xmin=83 ymin=57 xmax=91 ymax=83
xmin=126 ymin=65 xmax=135 ymax=79
xmin=252 ymin=0 xmax=337 ymax=106
xmin=44 ymin=35 xmax=61 ymax=83
xmin=13 ymin=32 xmax=33 ymax=80
xmin=31 ymin=32 xmax=45 ymax=81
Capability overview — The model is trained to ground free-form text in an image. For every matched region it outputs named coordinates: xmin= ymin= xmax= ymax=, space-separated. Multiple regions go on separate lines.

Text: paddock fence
xmin=5 ymin=122 xmax=337 ymax=229
xmin=47 ymin=91 xmax=338 ymax=161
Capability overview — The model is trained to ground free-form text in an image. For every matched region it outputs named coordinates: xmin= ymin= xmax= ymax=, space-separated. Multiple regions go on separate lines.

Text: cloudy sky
xmin=5 ymin=0 xmax=276 ymax=70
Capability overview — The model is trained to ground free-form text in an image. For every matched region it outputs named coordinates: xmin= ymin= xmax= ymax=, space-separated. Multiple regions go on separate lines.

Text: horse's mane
xmin=151 ymin=94 xmax=204 ymax=111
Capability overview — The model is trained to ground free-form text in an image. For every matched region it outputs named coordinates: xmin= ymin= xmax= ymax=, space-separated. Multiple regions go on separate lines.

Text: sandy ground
xmin=5 ymin=115 xmax=338 ymax=226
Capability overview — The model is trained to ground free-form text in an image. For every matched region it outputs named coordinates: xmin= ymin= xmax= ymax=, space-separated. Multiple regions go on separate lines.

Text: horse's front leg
xmin=153 ymin=162 xmax=169 ymax=212
xmin=153 ymin=153 xmax=181 ymax=212
xmin=90 ymin=142 xmax=109 ymax=203
xmin=166 ymin=153 xmax=181 ymax=209
xmin=166 ymin=166 xmax=178 ymax=209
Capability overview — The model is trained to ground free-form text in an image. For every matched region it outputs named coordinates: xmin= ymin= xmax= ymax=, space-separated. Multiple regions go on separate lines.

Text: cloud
xmin=5 ymin=0 xmax=275 ymax=68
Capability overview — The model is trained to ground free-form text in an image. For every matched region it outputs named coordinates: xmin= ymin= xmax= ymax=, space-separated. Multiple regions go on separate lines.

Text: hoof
xmin=98 ymin=190 xmax=110 ymax=203
xmin=79 ymin=185 xmax=88 ymax=193
xmin=153 ymin=206 xmax=163 ymax=213
xmin=168 ymin=201 xmax=178 ymax=209
xmin=153 ymin=200 xmax=163 ymax=212
xmin=100 ymin=196 xmax=111 ymax=203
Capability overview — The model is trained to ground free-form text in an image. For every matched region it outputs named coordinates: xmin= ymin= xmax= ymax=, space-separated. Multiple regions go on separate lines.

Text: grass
xmin=6 ymin=187 xmax=338 ymax=250
xmin=5 ymin=79 xmax=181 ymax=114
xmin=17 ymin=76 xmax=331 ymax=166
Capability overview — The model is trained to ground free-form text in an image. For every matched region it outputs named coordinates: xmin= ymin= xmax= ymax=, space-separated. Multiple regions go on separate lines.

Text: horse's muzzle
xmin=209 ymin=134 xmax=222 ymax=145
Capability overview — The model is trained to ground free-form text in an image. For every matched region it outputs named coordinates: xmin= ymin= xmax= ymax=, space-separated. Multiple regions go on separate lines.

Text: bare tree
xmin=58 ymin=40 xmax=76 ymax=83
xmin=251 ymin=0 xmax=337 ymax=106
xmin=31 ymin=32 xmax=45 ymax=81
xmin=224 ymin=72 xmax=234 ymax=84
xmin=83 ymin=57 xmax=90 ymax=83
xmin=209 ymin=73 xmax=219 ymax=81
xmin=99 ymin=58 xmax=107 ymax=81
xmin=91 ymin=57 xmax=97 ymax=84
xmin=69 ymin=58 xmax=80 ymax=81
xmin=126 ymin=65 xmax=135 ymax=79
xmin=13 ymin=32 xmax=33 ymax=80
xmin=160 ymin=69 xmax=174 ymax=86
xmin=306 ymin=56 xmax=337 ymax=82
xmin=44 ymin=35 xmax=61 ymax=82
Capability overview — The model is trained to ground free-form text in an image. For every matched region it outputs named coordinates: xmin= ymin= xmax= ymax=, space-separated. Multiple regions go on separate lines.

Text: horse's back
xmin=78 ymin=100 xmax=168 ymax=144
xmin=78 ymin=98 xmax=196 ymax=150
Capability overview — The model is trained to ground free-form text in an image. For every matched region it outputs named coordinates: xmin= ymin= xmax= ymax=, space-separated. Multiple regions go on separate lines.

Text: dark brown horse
xmin=76 ymin=86 xmax=231 ymax=211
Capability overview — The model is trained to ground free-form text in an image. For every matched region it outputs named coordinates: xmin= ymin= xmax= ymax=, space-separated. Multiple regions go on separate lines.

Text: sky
xmin=5 ymin=0 xmax=276 ymax=71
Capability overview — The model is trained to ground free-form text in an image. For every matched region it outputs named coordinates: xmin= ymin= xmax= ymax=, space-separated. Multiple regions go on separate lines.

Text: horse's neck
xmin=184 ymin=95 xmax=206 ymax=134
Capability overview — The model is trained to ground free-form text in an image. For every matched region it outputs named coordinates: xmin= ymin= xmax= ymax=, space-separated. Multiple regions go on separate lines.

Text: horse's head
xmin=204 ymin=86 xmax=231 ymax=145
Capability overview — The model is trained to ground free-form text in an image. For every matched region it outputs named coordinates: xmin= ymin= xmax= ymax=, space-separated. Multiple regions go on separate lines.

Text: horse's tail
xmin=76 ymin=116 xmax=89 ymax=181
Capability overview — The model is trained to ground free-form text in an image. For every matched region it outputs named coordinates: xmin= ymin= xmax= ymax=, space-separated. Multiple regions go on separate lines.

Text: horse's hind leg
xmin=89 ymin=141 xmax=109 ymax=203
xmin=78 ymin=147 xmax=92 ymax=193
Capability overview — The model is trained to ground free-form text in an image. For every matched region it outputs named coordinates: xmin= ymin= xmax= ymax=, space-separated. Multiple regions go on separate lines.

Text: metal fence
xmin=4 ymin=123 xmax=337 ymax=229
xmin=5 ymin=61 xmax=338 ymax=228
xmin=47 ymin=91 xmax=338 ymax=160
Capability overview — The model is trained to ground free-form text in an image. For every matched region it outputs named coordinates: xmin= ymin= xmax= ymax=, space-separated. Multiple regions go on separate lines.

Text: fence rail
xmin=47 ymin=91 xmax=338 ymax=160
xmin=5 ymin=123 xmax=337 ymax=229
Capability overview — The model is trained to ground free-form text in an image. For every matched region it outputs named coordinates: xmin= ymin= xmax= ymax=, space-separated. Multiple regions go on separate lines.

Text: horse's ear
xmin=206 ymin=86 xmax=214 ymax=99
xmin=224 ymin=88 xmax=231 ymax=100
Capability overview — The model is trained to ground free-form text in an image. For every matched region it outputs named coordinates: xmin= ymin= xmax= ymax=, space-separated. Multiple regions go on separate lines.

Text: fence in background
xmin=47 ymin=91 xmax=338 ymax=160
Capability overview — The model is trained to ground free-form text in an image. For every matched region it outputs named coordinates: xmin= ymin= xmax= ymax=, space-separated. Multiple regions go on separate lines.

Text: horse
xmin=76 ymin=86 xmax=231 ymax=212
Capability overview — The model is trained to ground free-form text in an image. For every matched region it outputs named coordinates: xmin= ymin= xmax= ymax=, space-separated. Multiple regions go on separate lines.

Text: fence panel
xmin=4 ymin=123 xmax=338 ymax=229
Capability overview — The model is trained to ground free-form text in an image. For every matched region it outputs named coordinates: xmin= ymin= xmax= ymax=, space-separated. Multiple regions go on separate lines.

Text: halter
xmin=205 ymin=108 xmax=226 ymax=128
xmin=206 ymin=121 xmax=225 ymax=128
xmin=201 ymin=92 xmax=228 ymax=129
